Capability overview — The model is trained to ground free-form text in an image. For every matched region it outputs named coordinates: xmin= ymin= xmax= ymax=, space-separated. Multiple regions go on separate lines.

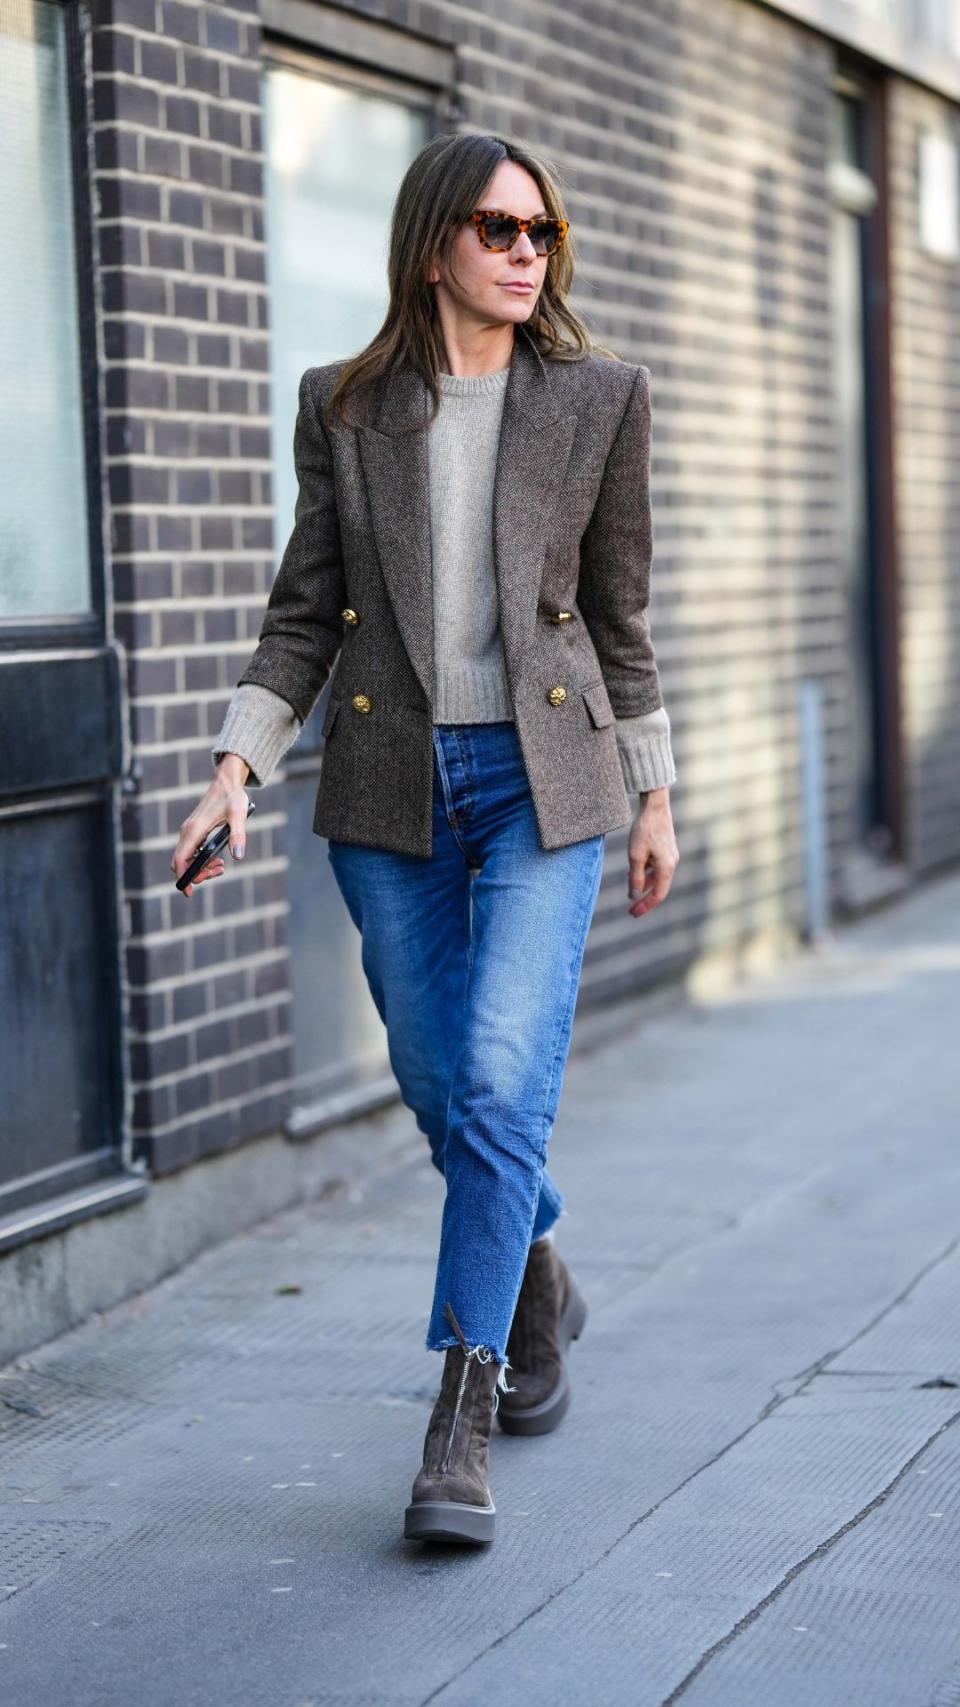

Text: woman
xmin=171 ymin=132 xmax=679 ymax=1546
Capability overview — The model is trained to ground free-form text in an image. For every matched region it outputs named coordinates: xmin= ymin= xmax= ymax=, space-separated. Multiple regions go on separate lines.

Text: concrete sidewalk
xmin=3 ymin=868 xmax=960 ymax=1707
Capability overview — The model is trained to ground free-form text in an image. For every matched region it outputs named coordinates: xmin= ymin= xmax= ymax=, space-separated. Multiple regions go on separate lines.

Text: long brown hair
xmin=322 ymin=131 xmax=619 ymax=435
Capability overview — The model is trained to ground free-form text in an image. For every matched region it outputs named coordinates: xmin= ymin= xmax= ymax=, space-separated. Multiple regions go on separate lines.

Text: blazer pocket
xmin=321 ymin=695 xmax=341 ymax=739
xmin=581 ymin=679 xmax=615 ymax=729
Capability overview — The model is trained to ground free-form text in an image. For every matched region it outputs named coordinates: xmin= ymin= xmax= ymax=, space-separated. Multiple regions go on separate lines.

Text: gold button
xmin=549 ymin=610 xmax=573 ymax=623
xmin=342 ymin=608 xmax=359 ymax=625
xmin=352 ymin=693 xmax=372 ymax=713
xmin=547 ymin=685 xmax=567 ymax=707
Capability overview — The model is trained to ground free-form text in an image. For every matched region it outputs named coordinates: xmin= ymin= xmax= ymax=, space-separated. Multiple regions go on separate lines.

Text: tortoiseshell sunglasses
xmin=470 ymin=208 xmax=570 ymax=256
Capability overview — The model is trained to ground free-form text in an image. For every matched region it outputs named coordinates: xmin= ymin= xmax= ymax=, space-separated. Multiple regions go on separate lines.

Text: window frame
xmin=0 ymin=0 xmax=107 ymax=653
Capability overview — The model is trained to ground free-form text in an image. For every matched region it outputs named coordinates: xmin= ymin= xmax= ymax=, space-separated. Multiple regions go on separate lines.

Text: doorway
xmin=827 ymin=68 xmax=906 ymax=907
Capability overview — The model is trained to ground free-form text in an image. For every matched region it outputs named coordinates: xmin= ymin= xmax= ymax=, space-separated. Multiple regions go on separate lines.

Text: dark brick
xmin=195 ymin=421 xmax=233 ymax=456
xmin=152 ymin=418 xmax=193 ymax=458
xmin=168 ymin=186 xmax=207 ymax=228
xmin=198 ymin=515 xmax=234 ymax=551
xmin=128 ymin=655 xmax=178 ymax=697
xmin=240 ymin=515 xmax=272 ymax=550
xmin=128 ymin=988 xmax=169 ymax=1031
xmin=192 ymin=928 xmax=231 ymax=972
xmin=172 ymin=980 xmax=209 ymax=1023
xmin=214 ymin=287 xmax=251 ymax=330
xmin=218 ymin=469 xmax=254 ymax=507
xmin=159 ymin=608 xmax=199 ymax=647
xmin=164 ymin=93 xmax=202 ymax=138
xmin=193 ymin=1017 xmax=234 ymax=1062
xmin=164 ymin=700 xmax=202 ymax=740
xmin=175 ymin=468 xmax=213 ymax=504
xmin=211 ymin=969 xmax=246 ymax=1007
xmin=94 ymin=123 xmax=140 ymax=173
xmin=174 ymin=1069 xmax=216 ymax=1117
xmin=126 ymin=935 xmax=187 ymax=985
xmin=105 ymin=0 xmax=156 ymax=31
xmin=207 ymin=104 xmax=245 ymax=148
xmin=180 ymin=559 xmax=217 ymax=597
xmin=137 ymin=750 xmax=182 ymax=792
xmin=196 ymin=330 xmax=232 ymax=366
xmin=93 ymin=71 xmax=158 ymax=127
xmin=139 ymin=37 xmax=180 ymax=82
xmin=152 ymin=323 xmax=191 ymax=365
xmin=227 ymin=153 xmax=261 ymax=198
xmin=110 ymin=510 xmax=153 ymax=555
xmin=173 ymin=279 xmax=210 ymax=320
xmin=104 ymin=317 xmax=147 ymax=361
xmin=233 ymin=918 xmax=270 ymax=958
xmin=226 ymin=61 xmax=259 ymax=105
xmin=114 ymin=462 xmax=173 ymax=507
xmin=115 ymin=560 xmax=175 ymax=601
xmin=203 ymin=7 xmax=241 ymax=54
xmin=184 ymin=651 xmax=221 ymax=692
xmin=182 ymin=51 xmax=221 ymax=96
xmin=208 ymin=194 xmax=246 ymax=237
xmin=142 ymin=133 xmax=185 ymax=179
xmin=232 ymin=243 xmax=266 ymax=285
xmin=93 ymin=27 xmax=137 ymax=74
xmin=192 ymin=238 xmax=227 ymax=276
xmin=157 ymin=0 xmax=200 ymax=43
xmin=132 ymin=1081 xmax=175 ymax=1132
xmin=237 ymin=334 xmax=268 ymax=370
xmin=130 ymin=1031 xmax=190 ymax=1079
xmin=100 ymin=176 xmax=163 ymax=220
xmin=236 ymin=1006 xmax=271 ymax=1049
xmin=174 ymin=372 xmax=212 ymax=413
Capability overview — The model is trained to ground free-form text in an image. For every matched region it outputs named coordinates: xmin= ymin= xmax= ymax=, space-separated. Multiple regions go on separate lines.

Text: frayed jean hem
xmin=427 ymin=1336 xmax=515 ymax=1394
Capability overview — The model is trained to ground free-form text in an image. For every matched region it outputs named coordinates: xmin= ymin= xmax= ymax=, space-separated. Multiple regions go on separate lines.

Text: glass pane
xmin=263 ymin=68 xmax=431 ymax=574
xmin=0 ymin=0 xmax=91 ymax=618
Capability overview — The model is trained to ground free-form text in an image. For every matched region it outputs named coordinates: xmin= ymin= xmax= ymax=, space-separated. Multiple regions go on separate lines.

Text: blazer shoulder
xmin=550 ymin=349 xmax=651 ymax=415
xmin=300 ymin=357 xmax=351 ymax=404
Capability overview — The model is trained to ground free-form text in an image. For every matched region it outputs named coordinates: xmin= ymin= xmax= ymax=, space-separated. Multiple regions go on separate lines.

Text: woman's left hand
xmin=626 ymin=789 xmax=679 ymax=917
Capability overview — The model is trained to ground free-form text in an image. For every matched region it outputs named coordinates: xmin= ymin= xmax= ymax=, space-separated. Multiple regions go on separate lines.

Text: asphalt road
xmin=3 ymin=867 xmax=960 ymax=1706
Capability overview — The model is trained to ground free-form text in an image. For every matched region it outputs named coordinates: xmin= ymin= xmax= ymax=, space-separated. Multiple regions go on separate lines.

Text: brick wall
xmin=92 ymin=0 xmax=291 ymax=1171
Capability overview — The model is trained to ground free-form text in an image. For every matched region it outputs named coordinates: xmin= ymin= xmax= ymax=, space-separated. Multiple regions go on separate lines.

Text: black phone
xmin=175 ymin=799 xmax=256 ymax=892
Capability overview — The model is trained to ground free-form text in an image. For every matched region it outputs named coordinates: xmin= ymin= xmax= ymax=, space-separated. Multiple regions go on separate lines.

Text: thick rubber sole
xmin=403 ymin=1497 xmax=496 ymax=1544
xmin=496 ymin=1269 xmax=588 ymax=1437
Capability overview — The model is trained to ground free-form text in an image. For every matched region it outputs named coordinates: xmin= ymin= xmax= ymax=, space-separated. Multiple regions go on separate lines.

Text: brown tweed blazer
xmin=237 ymin=322 xmax=668 ymax=858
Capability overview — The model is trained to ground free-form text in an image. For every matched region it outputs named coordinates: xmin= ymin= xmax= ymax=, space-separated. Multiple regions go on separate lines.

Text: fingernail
xmin=232 ymin=844 xmax=245 ymax=860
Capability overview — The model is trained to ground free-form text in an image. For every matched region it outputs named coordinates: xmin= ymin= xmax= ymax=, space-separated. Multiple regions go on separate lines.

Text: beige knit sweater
xmin=213 ymin=363 xmax=676 ymax=801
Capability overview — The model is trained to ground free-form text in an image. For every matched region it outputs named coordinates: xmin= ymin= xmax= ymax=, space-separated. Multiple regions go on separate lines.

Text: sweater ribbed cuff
xmin=614 ymin=705 xmax=677 ymax=797
xmin=211 ymin=683 xmax=302 ymax=787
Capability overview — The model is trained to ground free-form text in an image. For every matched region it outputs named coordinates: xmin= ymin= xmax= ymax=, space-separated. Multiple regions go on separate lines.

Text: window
xmin=262 ymin=53 xmax=433 ymax=544
xmin=1 ymin=0 xmax=92 ymax=619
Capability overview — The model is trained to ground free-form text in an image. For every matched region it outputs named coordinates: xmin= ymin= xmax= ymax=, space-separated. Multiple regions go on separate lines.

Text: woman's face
xmin=428 ymin=161 xmax=551 ymax=330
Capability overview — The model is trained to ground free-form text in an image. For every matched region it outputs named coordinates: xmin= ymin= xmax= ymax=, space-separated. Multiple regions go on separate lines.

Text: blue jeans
xmin=326 ymin=720 xmax=605 ymax=1370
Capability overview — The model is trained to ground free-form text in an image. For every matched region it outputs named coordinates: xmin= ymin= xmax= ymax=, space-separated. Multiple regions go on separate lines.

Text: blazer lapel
xmin=356 ymin=324 xmax=578 ymax=709
xmin=356 ymin=366 xmax=435 ymax=706
xmin=492 ymin=332 xmax=579 ymax=684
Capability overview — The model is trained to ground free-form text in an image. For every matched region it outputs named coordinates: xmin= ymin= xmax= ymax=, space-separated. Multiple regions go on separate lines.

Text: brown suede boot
xmin=497 ymin=1237 xmax=587 ymax=1436
xmin=404 ymin=1303 xmax=508 ymax=1544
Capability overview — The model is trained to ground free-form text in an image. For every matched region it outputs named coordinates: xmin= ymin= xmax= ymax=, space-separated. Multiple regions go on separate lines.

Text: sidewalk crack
xmin=660 ymin=1406 xmax=960 ymax=1704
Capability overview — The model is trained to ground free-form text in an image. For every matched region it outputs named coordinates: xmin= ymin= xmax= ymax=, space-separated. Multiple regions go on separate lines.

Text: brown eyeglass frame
xmin=470 ymin=208 xmax=570 ymax=254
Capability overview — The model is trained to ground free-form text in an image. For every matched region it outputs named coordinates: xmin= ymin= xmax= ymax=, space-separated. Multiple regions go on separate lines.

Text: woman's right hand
xmin=171 ymin=755 xmax=251 ymax=898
